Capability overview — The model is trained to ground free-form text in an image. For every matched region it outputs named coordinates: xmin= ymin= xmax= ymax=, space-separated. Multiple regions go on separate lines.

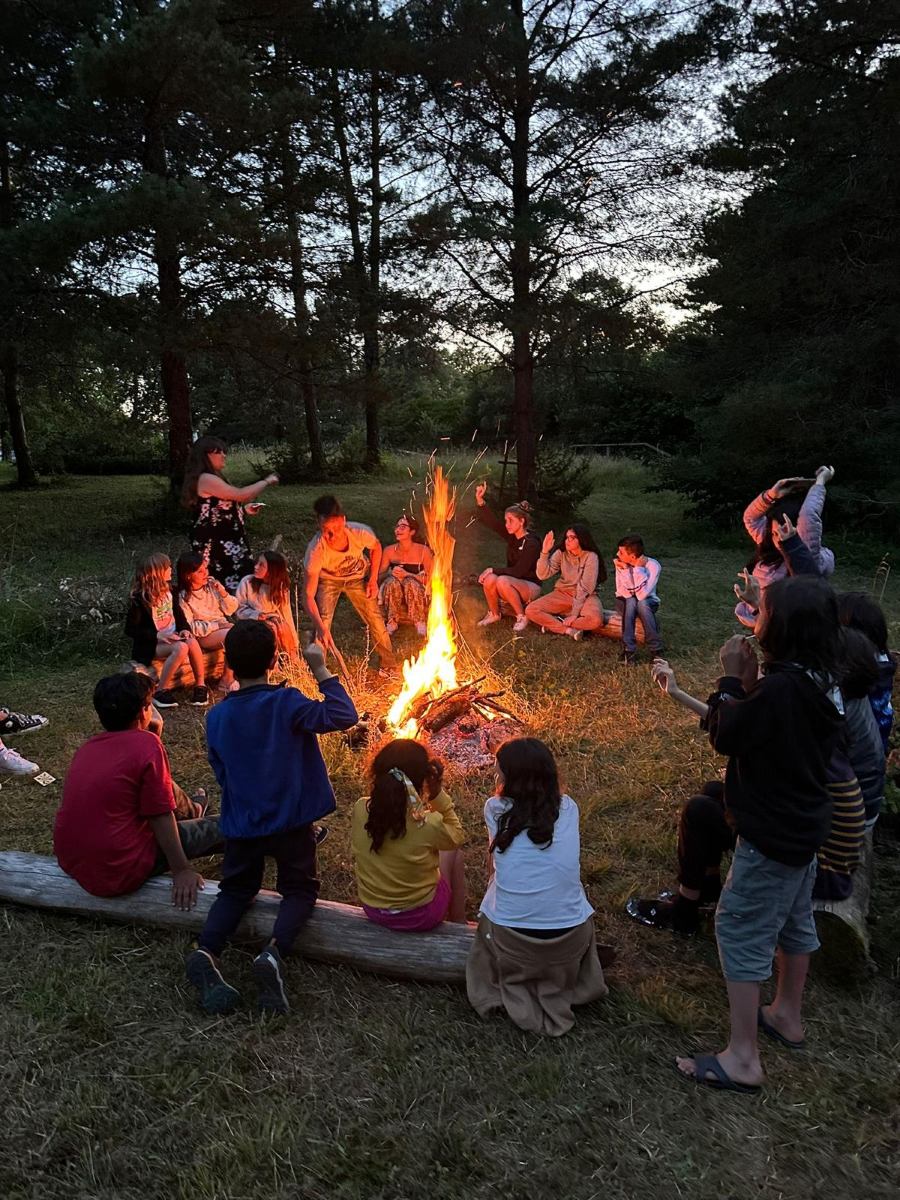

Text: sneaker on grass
xmin=185 ymin=949 xmax=241 ymax=1014
xmin=0 ymin=710 xmax=49 ymax=736
xmin=512 ymin=614 xmax=529 ymax=634
xmin=153 ymin=689 xmax=178 ymax=708
xmin=477 ymin=612 xmax=501 ymax=627
xmin=191 ymin=685 xmax=210 ymax=707
xmin=0 ymin=747 xmax=40 ymax=776
xmin=252 ymin=946 xmax=289 ymax=1015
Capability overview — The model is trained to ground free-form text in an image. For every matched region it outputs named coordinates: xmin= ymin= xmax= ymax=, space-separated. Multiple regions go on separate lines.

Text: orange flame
xmin=386 ymin=467 xmax=458 ymax=736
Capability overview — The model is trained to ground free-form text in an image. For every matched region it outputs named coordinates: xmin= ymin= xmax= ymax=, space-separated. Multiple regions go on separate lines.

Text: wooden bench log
xmin=0 ymin=851 xmax=473 ymax=984
xmin=593 ymin=609 xmax=646 ymax=643
xmin=812 ymin=830 xmax=874 ymax=980
xmin=149 ymin=647 xmax=225 ymax=690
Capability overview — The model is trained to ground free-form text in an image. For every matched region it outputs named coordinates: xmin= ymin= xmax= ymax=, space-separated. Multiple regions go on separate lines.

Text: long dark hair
xmin=839 ymin=627 xmax=880 ymax=700
xmin=365 ymin=739 xmax=430 ymax=853
xmin=757 ymin=576 xmax=842 ymax=675
xmin=748 ymin=492 xmax=804 ymax=570
xmin=491 ymin=738 xmax=561 ymax=854
xmin=251 ymin=551 xmax=290 ymax=607
xmin=837 ymin=591 xmax=889 ymax=655
xmin=558 ymin=522 xmax=607 ymax=584
xmin=176 ymin=551 xmax=205 ymax=595
xmin=181 ymin=436 xmax=227 ymax=508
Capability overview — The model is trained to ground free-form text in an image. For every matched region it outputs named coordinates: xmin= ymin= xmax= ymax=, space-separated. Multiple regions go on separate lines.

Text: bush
xmin=534 ymin=444 xmax=596 ymax=515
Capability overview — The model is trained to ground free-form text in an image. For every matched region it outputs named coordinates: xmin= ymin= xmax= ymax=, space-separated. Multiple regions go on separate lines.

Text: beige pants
xmin=525 ymin=589 xmax=604 ymax=631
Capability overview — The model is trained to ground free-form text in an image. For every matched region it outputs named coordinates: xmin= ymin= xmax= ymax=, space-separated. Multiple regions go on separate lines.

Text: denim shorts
xmin=715 ymin=838 xmax=819 ymax=982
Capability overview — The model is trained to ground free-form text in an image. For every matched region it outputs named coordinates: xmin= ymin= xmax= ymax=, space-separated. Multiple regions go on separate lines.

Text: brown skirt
xmin=466 ymin=914 xmax=608 ymax=1037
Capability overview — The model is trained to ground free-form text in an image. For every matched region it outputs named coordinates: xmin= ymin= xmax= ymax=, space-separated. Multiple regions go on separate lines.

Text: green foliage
xmin=534 ymin=444 xmax=597 ymax=515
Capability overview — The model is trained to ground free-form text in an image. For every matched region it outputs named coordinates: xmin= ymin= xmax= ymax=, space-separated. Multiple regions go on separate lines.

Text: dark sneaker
xmin=625 ymin=895 xmax=699 ymax=936
xmin=618 ymin=650 xmax=637 ymax=666
xmin=185 ymin=949 xmax=241 ymax=1014
xmin=153 ymin=689 xmax=178 ymax=708
xmin=0 ymin=710 xmax=49 ymax=736
xmin=314 ymin=825 xmax=329 ymax=845
xmin=252 ymin=946 xmax=289 ymax=1015
xmin=191 ymin=685 xmax=210 ymax=707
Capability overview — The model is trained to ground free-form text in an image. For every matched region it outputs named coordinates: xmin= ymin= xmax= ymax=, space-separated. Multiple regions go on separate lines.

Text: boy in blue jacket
xmin=186 ymin=620 xmax=358 ymax=1015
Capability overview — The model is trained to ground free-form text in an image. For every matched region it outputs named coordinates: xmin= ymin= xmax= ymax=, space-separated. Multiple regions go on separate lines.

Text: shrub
xmin=534 ymin=444 xmax=596 ymax=515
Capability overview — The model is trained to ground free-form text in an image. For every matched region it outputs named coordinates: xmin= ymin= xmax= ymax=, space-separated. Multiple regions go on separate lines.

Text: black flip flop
xmin=758 ymin=1007 xmax=806 ymax=1050
xmin=675 ymin=1054 xmax=762 ymax=1095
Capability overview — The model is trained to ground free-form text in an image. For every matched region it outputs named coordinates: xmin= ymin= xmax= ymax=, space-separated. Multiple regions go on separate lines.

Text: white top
xmin=303 ymin=522 xmax=377 ymax=580
xmin=179 ymin=583 xmax=238 ymax=637
xmin=235 ymin=576 xmax=298 ymax=638
xmin=478 ymin=793 xmax=594 ymax=929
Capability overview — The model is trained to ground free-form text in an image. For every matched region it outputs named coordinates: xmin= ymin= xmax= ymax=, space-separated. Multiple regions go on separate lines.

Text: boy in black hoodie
xmin=673 ymin=576 xmax=845 ymax=1094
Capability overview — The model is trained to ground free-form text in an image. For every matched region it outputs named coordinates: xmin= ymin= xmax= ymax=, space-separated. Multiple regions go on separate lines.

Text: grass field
xmin=1 ymin=454 xmax=899 ymax=1200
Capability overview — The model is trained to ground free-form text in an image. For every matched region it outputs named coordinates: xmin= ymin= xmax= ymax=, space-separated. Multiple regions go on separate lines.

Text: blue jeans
xmin=317 ymin=576 xmax=396 ymax=668
xmin=616 ymin=595 xmax=662 ymax=653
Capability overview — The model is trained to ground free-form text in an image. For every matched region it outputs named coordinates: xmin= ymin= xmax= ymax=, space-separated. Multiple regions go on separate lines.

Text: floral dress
xmin=191 ymin=496 xmax=254 ymax=593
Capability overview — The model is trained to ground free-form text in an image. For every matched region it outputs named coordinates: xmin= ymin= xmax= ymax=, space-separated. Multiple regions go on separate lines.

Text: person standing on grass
xmin=473 ymin=483 xmax=541 ymax=634
xmin=303 ymin=494 xmax=397 ymax=675
xmin=177 ymin=552 xmax=239 ymax=702
xmin=613 ymin=535 xmax=663 ymax=664
xmin=125 ymin=553 xmax=208 ymax=709
xmin=466 ymin=738 xmax=608 ymax=1037
xmin=351 ymin=739 xmax=466 ymax=931
xmin=665 ymin=576 xmax=845 ymax=1094
xmin=182 ymin=435 xmax=279 ymax=593
xmin=54 ymin=672 xmax=221 ymax=905
xmin=524 ymin=524 xmax=607 ymax=640
xmin=185 ymin=621 xmax=358 ymax=1017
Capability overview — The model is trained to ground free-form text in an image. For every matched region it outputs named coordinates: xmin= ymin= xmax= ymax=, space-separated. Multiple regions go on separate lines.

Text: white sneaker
xmin=0 ymin=747 xmax=39 ymax=776
xmin=415 ymin=622 xmax=427 ymax=637
xmin=513 ymin=614 xmax=529 ymax=634
xmin=477 ymin=612 xmax=501 ymax=627
xmin=569 ymin=628 xmax=584 ymax=642
xmin=385 ymin=619 xmax=399 ymax=635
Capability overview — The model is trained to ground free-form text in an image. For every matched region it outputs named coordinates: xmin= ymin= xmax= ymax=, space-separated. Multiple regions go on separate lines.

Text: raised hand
xmin=770 ymin=476 xmax=810 ymax=499
xmin=815 ymin=464 xmax=835 ymax=486
xmin=542 ymin=530 xmax=555 ymax=554
xmin=772 ymin=514 xmax=797 ymax=544
xmin=425 ymin=758 xmax=445 ymax=802
xmin=302 ymin=641 xmax=327 ymax=674
xmin=474 ymin=482 xmax=487 ymax=506
xmin=733 ymin=568 xmax=761 ymax=609
xmin=720 ymin=634 xmax=758 ymax=685
xmin=651 ymin=658 xmax=678 ymax=695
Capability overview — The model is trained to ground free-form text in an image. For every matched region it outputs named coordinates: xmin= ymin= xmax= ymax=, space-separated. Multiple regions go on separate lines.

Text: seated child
xmin=466 ymin=737 xmax=608 ymax=1037
xmin=185 ymin=621 xmax=358 ymax=1016
xmin=177 ymin=551 xmax=239 ymax=699
xmin=124 ymin=552 xmax=206 ymax=708
xmin=54 ymin=672 xmax=222 ymax=905
xmin=235 ymin=550 xmax=300 ymax=656
xmin=525 ymin=524 xmax=606 ymax=639
xmin=838 ymin=591 xmax=896 ymax=753
xmin=351 ymin=739 xmax=465 ymax=930
xmin=613 ymin=535 xmax=663 ymax=663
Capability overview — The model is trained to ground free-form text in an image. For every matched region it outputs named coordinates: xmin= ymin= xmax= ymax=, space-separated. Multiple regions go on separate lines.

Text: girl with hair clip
xmin=473 ymin=482 xmax=542 ymax=633
xmin=182 ymin=435 xmax=279 ymax=592
xmin=350 ymin=739 xmax=466 ymax=930
xmin=176 ymin=552 xmax=239 ymax=699
xmin=466 ymin=737 xmax=608 ymax=1037
xmin=378 ymin=513 xmax=434 ymax=637
xmin=124 ymin=554 xmax=207 ymax=708
xmin=235 ymin=551 xmax=300 ymax=656
xmin=524 ymin=523 xmax=607 ymax=639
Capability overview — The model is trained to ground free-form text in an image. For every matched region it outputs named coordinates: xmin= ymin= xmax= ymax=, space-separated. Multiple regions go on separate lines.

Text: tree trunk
xmin=141 ymin=98 xmax=192 ymax=492
xmin=364 ymin=1 xmax=382 ymax=470
xmin=509 ymin=1 xmax=535 ymax=500
xmin=0 ymin=136 xmax=38 ymax=487
xmin=1 ymin=344 xmax=38 ymax=487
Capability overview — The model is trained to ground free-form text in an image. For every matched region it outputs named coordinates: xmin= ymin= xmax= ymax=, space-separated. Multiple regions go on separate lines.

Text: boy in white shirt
xmin=613 ymin=535 xmax=663 ymax=664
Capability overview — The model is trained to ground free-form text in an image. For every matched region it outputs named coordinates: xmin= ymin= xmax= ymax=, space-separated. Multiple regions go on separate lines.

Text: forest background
xmin=2 ymin=0 xmax=898 ymax=526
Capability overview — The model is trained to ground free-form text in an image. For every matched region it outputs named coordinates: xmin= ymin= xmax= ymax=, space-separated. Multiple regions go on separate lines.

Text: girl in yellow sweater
xmin=351 ymin=739 xmax=466 ymax=929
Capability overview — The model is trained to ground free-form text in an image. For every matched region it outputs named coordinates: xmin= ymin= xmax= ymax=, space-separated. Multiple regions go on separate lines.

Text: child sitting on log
xmin=185 ymin=621 xmax=358 ymax=1017
xmin=466 ymin=737 xmax=608 ymax=1037
xmin=177 ymin=552 xmax=239 ymax=700
xmin=351 ymin=739 xmax=466 ymax=930
xmin=235 ymin=550 xmax=300 ymax=657
xmin=54 ymin=672 xmax=222 ymax=907
xmin=613 ymin=534 xmax=663 ymax=664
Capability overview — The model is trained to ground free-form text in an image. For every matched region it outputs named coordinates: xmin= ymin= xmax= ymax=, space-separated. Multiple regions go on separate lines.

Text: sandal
xmin=676 ymin=1054 xmax=762 ymax=1095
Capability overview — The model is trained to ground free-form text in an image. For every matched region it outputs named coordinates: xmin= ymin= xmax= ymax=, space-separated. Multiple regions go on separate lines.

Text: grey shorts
xmin=715 ymin=838 xmax=819 ymax=982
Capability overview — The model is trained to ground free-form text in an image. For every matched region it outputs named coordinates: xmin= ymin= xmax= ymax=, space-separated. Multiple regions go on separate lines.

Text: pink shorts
xmin=362 ymin=875 xmax=451 ymax=932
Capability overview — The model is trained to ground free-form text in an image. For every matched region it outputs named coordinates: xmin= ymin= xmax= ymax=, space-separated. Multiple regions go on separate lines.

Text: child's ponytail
xmin=365 ymin=739 xmax=431 ymax=853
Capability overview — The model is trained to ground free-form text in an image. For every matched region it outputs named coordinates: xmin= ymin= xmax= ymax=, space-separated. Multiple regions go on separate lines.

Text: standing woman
xmin=525 ymin=524 xmax=607 ymax=640
xmin=379 ymin=513 xmax=434 ymax=636
xmin=182 ymin=436 xmax=279 ymax=593
xmin=473 ymin=482 xmax=541 ymax=633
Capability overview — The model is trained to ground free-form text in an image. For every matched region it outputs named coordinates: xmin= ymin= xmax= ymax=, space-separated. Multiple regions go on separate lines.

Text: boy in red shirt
xmin=54 ymin=673 xmax=222 ymax=908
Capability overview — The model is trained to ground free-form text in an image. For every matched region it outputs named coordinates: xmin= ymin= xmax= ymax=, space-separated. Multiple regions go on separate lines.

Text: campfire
xmin=384 ymin=466 xmax=520 ymax=769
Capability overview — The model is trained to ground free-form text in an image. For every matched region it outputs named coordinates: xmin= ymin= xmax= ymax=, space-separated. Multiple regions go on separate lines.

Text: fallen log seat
xmin=0 ymin=851 xmax=473 ymax=984
xmin=149 ymin=647 xmax=225 ymax=691
xmin=593 ymin=610 xmax=647 ymax=643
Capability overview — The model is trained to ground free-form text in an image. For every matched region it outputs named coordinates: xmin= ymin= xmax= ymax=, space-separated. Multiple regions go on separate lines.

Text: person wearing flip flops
xmin=186 ymin=622 xmax=358 ymax=1017
xmin=54 ymin=673 xmax=222 ymax=904
xmin=668 ymin=577 xmax=845 ymax=1093
xmin=0 ymin=706 xmax=48 ymax=780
